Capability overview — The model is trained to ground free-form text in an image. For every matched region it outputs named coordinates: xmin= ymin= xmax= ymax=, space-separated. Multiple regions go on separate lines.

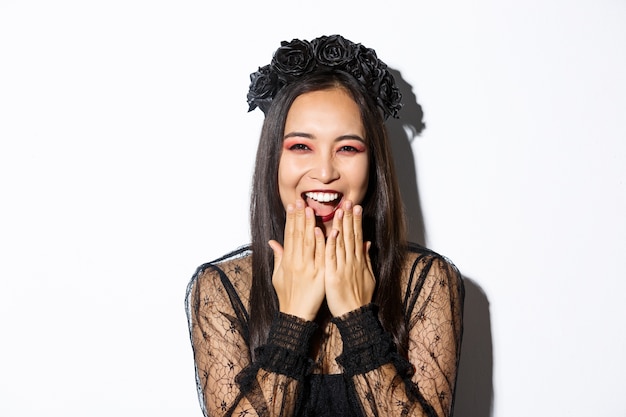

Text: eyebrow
xmin=283 ymin=132 xmax=366 ymax=144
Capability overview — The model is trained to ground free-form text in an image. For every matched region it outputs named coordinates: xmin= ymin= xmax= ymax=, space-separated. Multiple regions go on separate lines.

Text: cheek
xmin=351 ymin=159 xmax=370 ymax=201
xmin=278 ymin=155 xmax=308 ymax=184
xmin=277 ymin=158 xmax=299 ymax=206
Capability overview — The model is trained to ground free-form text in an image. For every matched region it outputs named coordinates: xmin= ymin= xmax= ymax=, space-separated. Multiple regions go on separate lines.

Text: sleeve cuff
xmin=268 ymin=312 xmax=318 ymax=354
xmin=331 ymin=304 xmax=396 ymax=376
xmin=331 ymin=304 xmax=385 ymax=350
xmin=253 ymin=313 xmax=318 ymax=379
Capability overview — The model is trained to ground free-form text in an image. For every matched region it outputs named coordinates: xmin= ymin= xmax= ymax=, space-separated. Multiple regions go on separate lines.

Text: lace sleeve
xmin=405 ymin=255 xmax=464 ymax=416
xmin=185 ymin=262 xmax=317 ymax=417
xmin=332 ymin=254 xmax=464 ymax=417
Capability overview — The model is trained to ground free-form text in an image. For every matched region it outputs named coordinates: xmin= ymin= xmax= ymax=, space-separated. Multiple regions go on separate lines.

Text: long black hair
xmin=248 ymin=71 xmax=409 ymax=360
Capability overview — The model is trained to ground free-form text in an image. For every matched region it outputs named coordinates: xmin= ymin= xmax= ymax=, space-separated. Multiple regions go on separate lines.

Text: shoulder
xmin=404 ymin=242 xmax=459 ymax=271
xmin=401 ymin=242 xmax=464 ymax=299
xmin=185 ymin=245 xmax=253 ymax=306
xmin=194 ymin=244 xmax=252 ymax=279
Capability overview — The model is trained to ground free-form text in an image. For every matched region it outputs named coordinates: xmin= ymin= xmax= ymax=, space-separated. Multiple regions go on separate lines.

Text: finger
xmin=325 ymin=228 xmax=339 ymax=269
xmin=314 ymin=226 xmax=325 ymax=270
xmin=333 ymin=207 xmax=345 ymax=251
xmin=353 ymin=204 xmax=364 ymax=262
xmin=365 ymin=241 xmax=376 ymax=281
xmin=268 ymin=239 xmax=284 ymax=273
xmin=304 ymin=206 xmax=317 ymax=254
xmin=283 ymin=203 xmax=296 ymax=256
xmin=333 ymin=209 xmax=346 ymax=268
xmin=293 ymin=199 xmax=306 ymax=255
xmin=342 ymin=200 xmax=355 ymax=257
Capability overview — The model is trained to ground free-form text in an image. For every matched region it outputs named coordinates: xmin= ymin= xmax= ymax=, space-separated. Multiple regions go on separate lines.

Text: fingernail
xmin=344 ymin=200 xmax=353 ymax=210
xmin=296 ymin=199 xmax=304 ymax=210
xmin=354 ymin=205 xmax=362 ymax=216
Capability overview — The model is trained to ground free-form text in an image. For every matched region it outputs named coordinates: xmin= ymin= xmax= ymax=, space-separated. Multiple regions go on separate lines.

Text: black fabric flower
xmin=271 ymin=39 xmax=316 ymax=81
xmin=312 ymin=34 xmax=357 ymax=68
xmin=376 ymin=70 xmax=402 ymax=119
xmin=247 ymin=65 xmax=280 ymax=113
xmin=346 ymin=45 xmax=385 ymax=89
xmin=247 ymin=34 xmax=403 ymax=119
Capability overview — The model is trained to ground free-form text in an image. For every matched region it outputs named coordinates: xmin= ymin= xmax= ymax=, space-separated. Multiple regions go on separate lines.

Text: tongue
xmin=306 ymin=197 xmax=338 ymax=218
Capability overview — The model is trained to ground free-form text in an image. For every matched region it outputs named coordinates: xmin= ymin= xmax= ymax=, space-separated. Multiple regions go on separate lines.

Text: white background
xmin=1 ymin=1 xmax=625 ymax=416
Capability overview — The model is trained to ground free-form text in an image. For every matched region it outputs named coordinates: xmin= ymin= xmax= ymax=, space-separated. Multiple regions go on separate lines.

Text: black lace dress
xmin=185 ymin=243 xmax=464 ymax=417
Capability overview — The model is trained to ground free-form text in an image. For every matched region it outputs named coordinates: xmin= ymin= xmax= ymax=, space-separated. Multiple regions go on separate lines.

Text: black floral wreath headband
xmin=246 ymin=34 xmax=403 ymax=120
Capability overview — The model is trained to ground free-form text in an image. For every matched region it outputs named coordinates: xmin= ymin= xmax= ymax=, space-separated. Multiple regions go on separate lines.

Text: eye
xmin=288 ymin=143 xmax=310 ymax=151
xmin=338 ymin=145 xmax=364 ymax=153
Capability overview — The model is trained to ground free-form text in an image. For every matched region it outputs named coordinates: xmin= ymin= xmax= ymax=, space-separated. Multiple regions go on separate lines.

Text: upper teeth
xmin=305 ymin=192 xmax=340 ymax=203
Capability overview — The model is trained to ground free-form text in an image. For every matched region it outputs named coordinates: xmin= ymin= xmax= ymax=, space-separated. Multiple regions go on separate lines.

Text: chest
xmin=310 ymin=315 xmax=344 ymax=374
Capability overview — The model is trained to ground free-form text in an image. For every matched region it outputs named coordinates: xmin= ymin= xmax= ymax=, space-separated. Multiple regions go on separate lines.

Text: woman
xmin=185 ymin=34 xmax=464 ymax=417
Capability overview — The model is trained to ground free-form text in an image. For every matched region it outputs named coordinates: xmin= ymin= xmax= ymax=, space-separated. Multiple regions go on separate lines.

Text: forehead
xmin=284 ymin=88 xmax=365 ymax=137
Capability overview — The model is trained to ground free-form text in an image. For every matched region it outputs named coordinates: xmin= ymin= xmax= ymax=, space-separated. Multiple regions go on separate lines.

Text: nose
xmin=309 ymin=154 xmax=339 ymax=183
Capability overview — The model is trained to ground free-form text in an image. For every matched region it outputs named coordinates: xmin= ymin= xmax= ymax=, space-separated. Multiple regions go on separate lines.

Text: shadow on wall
xmin=453 ymin=276 xmax=494 ymax=417
xmin=387 ymin=68 xmax=494 ymax=417
xmin=385 ymin=69 xmax=427 ymax=247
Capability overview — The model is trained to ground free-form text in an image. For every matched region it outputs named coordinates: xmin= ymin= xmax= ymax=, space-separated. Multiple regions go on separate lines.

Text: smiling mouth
xmin=303 ymin=191 xmax=343 ymax=222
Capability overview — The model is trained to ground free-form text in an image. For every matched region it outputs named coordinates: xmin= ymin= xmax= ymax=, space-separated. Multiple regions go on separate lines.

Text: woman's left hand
xmin=323 ymin=200 xmax=376 ymax=317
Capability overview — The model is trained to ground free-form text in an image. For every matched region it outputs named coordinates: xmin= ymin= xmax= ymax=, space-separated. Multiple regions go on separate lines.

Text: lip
xmin=319 ymin=198 xmax=343 ymax=222
xmin=302 ymin=190 xmax=344 ymax=222
xmin=303 ymin=189 xmax=342 ymax=195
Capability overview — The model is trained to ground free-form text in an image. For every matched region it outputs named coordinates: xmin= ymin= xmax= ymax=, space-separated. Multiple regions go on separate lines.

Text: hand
xmin=323 ymin=200 xmax=376 ymax=317
xmin=268 ymin=199 xmax=326 ymax=321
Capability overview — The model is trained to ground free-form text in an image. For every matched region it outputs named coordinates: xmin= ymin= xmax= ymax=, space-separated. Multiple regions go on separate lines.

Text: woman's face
xmin=278 ymin=87 xmax=369 ymax=234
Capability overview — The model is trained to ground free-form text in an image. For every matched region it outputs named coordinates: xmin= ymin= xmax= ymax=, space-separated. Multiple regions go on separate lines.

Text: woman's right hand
xmin=268 ymin=199 xmax=326 ymax=321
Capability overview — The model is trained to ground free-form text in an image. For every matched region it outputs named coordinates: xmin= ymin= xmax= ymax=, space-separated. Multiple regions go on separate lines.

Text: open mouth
xmin=303 ymin=191 xmax=343 ymax=222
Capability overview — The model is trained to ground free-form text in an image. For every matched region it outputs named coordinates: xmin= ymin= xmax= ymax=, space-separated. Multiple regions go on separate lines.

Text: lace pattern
xmin=331 ymin=304 xmax=397 ymax=377
xmin=185 ymin=243 xmax=464 ymax=416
